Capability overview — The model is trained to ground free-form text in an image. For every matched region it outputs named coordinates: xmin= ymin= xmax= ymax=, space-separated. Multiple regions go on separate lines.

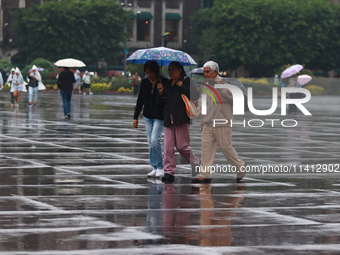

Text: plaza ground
xmin=0 ymin=92 xmax=339 ymax=254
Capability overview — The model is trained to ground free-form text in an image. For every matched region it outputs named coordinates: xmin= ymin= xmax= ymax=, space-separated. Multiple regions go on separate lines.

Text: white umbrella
xmin=281 ymin=64 xmax=303 ymax=79
xmin=297 ymin=75 xmax=312 ymax=86
xmin=54 ymin=58 xmax=86 ymax=68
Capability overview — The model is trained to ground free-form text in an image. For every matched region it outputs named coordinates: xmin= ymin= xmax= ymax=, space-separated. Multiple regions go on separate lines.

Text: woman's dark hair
xmin=169 ymin=61 xmax=186 ymax=76
xmin=143 ymin=60 xmax=160 ymax=75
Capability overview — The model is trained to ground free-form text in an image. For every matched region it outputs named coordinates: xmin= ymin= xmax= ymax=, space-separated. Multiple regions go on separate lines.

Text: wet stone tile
xmin=0 ymin=93 xmax=339 ymax=254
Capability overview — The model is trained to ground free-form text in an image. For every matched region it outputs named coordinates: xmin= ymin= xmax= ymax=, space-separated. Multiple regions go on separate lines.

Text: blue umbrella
xmin=126 ymin=47 xmax=197 ymax=66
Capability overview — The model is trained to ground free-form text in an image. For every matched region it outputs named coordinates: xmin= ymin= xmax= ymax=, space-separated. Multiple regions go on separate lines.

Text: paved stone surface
xmin=0 ymin=92 xmax=339 ymax=254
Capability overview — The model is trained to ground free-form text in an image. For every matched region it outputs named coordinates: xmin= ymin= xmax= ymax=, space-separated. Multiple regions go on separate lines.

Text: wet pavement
xmin=0 ymin=92 xmax=339 ymax=254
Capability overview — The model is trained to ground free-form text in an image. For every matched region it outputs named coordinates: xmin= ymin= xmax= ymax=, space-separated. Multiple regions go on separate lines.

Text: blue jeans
xmin=144 ymin=117 xmax=164 ymax=169
xmin=28 ymin=86 xmax=39 ymax=102
xmin=60 ymin=90 xmax=72 ymax=116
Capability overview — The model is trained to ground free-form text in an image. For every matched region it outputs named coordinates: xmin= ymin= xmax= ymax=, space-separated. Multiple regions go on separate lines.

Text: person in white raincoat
xmin=13 ymin=67 xmax=24 ymax=107
xmin=0 ymin=72 xmax=3 ymax=91
xmin=73 ymin=70 xmax=82 ymax=94
xmin=6 ymin=68 xmax=16 ymax=106
xmin=27 ymin=65 xmax=41 ymax=106
xmin=82 ymin=71 xmax=93 ymax=95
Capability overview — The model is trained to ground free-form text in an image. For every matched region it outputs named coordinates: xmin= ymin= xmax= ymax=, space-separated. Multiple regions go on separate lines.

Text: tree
xmin=21 ymin=58 xmax=57 ymax=80
xmin=14 ymin=0 xmax=130 ymax=64
xmin=190 ymin=0 xmax=340 ymax=76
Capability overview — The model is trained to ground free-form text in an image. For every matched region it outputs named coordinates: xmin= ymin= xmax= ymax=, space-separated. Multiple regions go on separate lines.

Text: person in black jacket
xmin=134 ymin=60 xmax=169 ymax=178
xmin=57 ymin=67 xmax=75 ymax=119
xmin=157 ymin=61 xmax=200 ymax=183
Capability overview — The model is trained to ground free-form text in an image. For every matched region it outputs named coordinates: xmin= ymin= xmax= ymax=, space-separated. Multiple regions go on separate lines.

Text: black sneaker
xmin=161 ymin=173 xmax=174 ymax=184
xmin=67 ymin=114 xmax=71 ymax=118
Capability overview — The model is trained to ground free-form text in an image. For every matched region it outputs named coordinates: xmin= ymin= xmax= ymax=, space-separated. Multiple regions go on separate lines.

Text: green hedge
xmin=110 ymin=76 xmax=130 ymax=91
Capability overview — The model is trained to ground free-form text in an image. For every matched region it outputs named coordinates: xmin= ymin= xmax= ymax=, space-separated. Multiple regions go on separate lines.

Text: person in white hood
xmin=0 ymin=72 xmax=3 ymax=90
xmin=6 ymin=68 xmax=16 ymax=106
xmin=13 ymin=67 xmax=24 ymax=106
xmin=27 ymin=65 xmax=41 ymax=107
xmin=82 ymin=71 xmax=93 ymax=95
xmin=73 ymin=69 xmax=82 ymax=94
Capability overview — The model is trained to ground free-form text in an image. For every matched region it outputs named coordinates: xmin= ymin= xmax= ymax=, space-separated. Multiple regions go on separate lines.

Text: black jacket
xmin=134 ymin=76 xmax=169 ymax=120
xmin=57 ymin=69 xmax=75 ymax=91
xmin=158 ymin=75 xmax=200 ymax=127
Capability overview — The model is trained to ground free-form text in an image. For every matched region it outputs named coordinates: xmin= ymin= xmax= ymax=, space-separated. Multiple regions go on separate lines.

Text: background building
xmin=0 ymin=0 xmax=207 ymax=61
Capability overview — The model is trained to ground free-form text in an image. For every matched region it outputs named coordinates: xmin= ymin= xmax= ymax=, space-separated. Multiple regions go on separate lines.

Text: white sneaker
xmin=155 ymin=169 xmax=164 ymax=178
xmin=147 ymin=169 xmax=157 ymax=177
xmin=90 ymin=92 xmax=93 ymax=95
xmin=83 ymin=92 xmax=86 ymax=95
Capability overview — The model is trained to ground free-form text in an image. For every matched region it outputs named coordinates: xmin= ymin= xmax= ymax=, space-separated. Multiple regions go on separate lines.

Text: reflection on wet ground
xmin=0 ymin=93 xmax=339 ymax=254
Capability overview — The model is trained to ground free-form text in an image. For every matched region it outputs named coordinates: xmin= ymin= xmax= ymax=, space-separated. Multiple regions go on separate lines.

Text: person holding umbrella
xmin=57 ymin=67 xmax=75 ymax=119
xmin=134 ymin=60 xmax=169 ymax=178
xmin=157 ymin=61 xmax=200 ymax=183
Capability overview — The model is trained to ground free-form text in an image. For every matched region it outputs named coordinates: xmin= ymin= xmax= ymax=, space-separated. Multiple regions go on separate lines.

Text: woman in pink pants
xmin=157 ymin=61 xmax=200 ymax=183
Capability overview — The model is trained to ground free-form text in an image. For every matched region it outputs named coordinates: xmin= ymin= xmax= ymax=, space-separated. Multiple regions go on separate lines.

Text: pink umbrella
xmin=297 ymin=75 xmax=312 ymax=86
xmin=281 ymin=64 xmax=303 ymax=79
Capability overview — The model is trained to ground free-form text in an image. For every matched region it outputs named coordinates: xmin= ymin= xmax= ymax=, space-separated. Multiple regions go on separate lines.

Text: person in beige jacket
xmin=193 ymin=61 xmax=245 ymax=183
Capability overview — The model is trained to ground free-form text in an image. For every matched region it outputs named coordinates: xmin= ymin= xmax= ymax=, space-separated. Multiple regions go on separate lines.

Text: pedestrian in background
xmin=13 ymin=67 xmax=24 ymax=107
xmin=27 ymin=65 xmax=41 ymax=107
xmin=0 ymin=71 xmax=3 ymax=91
xmin=130 ymin=72 xmax=141 ymax=96
xmin=73 ymin=70 xmax=82 ymax=94
xmin=57 ymin=67 xmax=75 ymax=119
xmin=82 ymin=71 xmax=93 ymax=95
xmin=6 ymin=68 xmax=16 ymax=106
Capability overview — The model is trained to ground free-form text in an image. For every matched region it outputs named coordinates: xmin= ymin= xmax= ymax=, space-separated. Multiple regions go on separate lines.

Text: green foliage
xmin=14 ymin=0 xmax=130 ymax=64
xmin=3 ymin=83 xmax=10 ymax=91
xmin=91 ymin=76 xmax=113 ymax=84
xmin=305 ymin=85 xmax=324 ymax=95
xmin=191 ymin=0 xmax=340 ymax=75
xmin=275 ymin=64 xmax=314 ymax=77
xmin=117 ymin=86 xmax=133 ymax=93
xmin=21 ymin=58 xmax=57 ymax=80
xmin=91 ymin=83 xmax=110 ymax=92
xmin=127 ymin=64 xmax=144 ymax=77
xmin=44 ymin=79 xmax=58 ymax=85
xmin=110 ymin=76 xmax=130 ymax=91
xmin=0 ymin=59 xmax=13 ymax=72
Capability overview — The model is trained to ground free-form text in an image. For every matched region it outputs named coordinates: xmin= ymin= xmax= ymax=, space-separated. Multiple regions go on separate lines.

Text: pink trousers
xmin=163 ymin=122 xmax=199 ymax=176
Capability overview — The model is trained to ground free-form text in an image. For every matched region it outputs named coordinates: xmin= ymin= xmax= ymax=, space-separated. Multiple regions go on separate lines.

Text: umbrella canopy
xmin=54 ymin=58 xmax=86 ymax=68
xmin=281 ymin=64 xmax=303 ymax=79
xmin=297 ymin=75 xmax=312 ymax=86
xmin=190 ymin=67 xmax=204 ymax=74
xmin=127 ymin=47 xmax=197 ymax=66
